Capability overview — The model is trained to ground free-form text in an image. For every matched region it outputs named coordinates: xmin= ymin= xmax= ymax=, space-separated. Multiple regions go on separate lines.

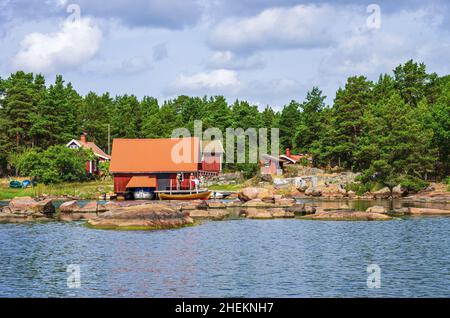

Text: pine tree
xmin=2 ymin=71 xmax=38 ymax=150
xmin=328 ymin=76 xmax=372 ymax=169
xmin=141 ymin=96 xmax=164 ymax=138
xmin=279 ymin=100 xmax=301 ymax=151
xmin=80 ymin=92 xmax=112 ymax=151
xmin=295 ymin=87 xmax=326 ymax=153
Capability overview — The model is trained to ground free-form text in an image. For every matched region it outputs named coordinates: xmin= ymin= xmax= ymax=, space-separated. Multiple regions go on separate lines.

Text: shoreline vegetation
xmin=0 ymin=178 xmax=113 ymax=201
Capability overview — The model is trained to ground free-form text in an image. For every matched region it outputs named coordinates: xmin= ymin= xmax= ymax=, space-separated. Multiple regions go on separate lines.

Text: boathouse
xmin=66 ymin=133 xmax=111 ymax=175
xmin=110 ymin=137 xmax=223 ymax=196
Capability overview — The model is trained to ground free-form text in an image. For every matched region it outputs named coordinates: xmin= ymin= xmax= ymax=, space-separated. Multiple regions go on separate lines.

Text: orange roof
xmin=126 ymin=176 xmax=157 ymax=188
xmin=80 ymin=141 xmax=111 ymax=160
xmin=110 ymin=137 xmax=201 ymax=173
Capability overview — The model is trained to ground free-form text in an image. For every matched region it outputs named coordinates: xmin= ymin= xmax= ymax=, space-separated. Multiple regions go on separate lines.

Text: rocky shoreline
xmin=1 ymin=186 xmax=450 ymax=229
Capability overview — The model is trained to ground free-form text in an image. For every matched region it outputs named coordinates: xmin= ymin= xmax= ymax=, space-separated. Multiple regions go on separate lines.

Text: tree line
xmin=0 ymin=60 xmax=448 ymax=185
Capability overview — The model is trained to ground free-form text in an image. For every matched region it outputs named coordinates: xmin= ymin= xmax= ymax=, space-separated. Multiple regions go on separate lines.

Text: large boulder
xmin=320 ymin=184 xmax=346 ymax=198
xmin=88 ymin=204 xmax=194 ymax=230
xmin=238 ymin=187 xmax=274 ymax=202
xmin=392 ymin=185 xmax=408 ymax=198
xmin=276 ymin=198 xmax=296 ymax=207
xmin=260 ymin=174 xmax=273 ymax=183
xmin=373 ymin=187 xmax=392 ymax=199
xmin=286 ymin=203 xmax=306 ymax=214
xmin=9 ymin=197 xmax=55 ymax=216
xmin=366 ymin=206 xmax=388 ymax=214
xmin=305 ymin=188 xmax=322 ymax=197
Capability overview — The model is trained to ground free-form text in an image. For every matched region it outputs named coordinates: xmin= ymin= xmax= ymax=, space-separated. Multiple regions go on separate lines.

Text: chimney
xmin=80 ymin=133 xmax=87 ymax=144
xmin=286 ymin=148 xmax=291 ymax=158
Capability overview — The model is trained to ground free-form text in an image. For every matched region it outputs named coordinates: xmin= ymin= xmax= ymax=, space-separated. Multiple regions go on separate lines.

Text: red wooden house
xmin=260 ymin=148 xmax=312 ymax=175
xmin=110 ymin=137 xmax=223 ymax=195
xmin=66 ymin=133 xmax=111 ymax=175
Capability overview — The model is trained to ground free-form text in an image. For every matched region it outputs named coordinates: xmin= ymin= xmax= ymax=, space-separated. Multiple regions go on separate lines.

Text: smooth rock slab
xmin=189 ymin=209 xmax=230 ymax=220
xmin=303 ymin=211 xmax=393 ymax=221
xmin=88 ymin=204 xmax=194 ymax=230
xmin=366 ymin=206 xmax=388 ymax=214
xmin=407 ymin=208 xmax=450 ymax=215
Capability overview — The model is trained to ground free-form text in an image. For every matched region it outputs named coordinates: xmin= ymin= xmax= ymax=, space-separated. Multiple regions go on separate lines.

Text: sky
xmin=0 ymin=0 xmax=449 ymax=109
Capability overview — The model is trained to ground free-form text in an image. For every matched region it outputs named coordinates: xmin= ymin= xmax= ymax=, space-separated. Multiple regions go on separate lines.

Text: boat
xmin=158 ymin=191 xmax=212 ymax=201
xmin=9 ymin=180 xmax=22 ymax=189
xmin=132 ymin=188 xmax=156 ymax=200
xmin=22 ymin=180 xmax=32 ymax=188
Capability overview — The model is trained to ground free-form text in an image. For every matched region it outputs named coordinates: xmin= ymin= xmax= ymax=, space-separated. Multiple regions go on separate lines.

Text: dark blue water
xmin=0 ymin=218 xmax=449 ymax=298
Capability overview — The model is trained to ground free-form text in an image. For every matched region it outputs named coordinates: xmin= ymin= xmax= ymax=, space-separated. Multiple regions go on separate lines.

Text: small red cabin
xmin=66 ymin=133 xmax=111 ymax=175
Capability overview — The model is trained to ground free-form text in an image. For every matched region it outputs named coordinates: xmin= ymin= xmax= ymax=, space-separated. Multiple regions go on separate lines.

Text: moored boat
xmin=158 ymin=191 xmax=212 ymax=201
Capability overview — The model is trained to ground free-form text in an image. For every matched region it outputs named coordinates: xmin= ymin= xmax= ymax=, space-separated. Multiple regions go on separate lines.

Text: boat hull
xmin=158 ymin=191 xmax=212 ymax=201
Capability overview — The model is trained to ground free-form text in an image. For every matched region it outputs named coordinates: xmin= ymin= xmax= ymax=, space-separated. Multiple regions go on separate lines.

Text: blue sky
xmin=1 ymin=0 xmax=449 ymax=108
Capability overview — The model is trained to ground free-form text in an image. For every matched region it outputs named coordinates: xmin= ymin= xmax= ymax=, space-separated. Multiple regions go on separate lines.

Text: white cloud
xmin=12 ymin=18 xmax=102 ymax=73
xmin=209 ymin=4 xmax=337 ymax=52
xmin=172 ymin=69 xmax=242 ymax=92
xmin=319 ymin=8 xmax=450 ymax=78
xmin=207 ymin=51 xmax=264 ymax=70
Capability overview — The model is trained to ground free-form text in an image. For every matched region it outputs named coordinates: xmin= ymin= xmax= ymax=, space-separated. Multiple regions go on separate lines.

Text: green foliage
xmin=394 ymin=175 xmax=429 ymax=193
xmin=13 ymin=146 xmax=91 ymax=184
xmin=0 ymin=59 xmax=448 ymax=184
xmin=236 ymin=163 xmax=260 ymax=180
xmin=345 ymin=182 xmax=375 ymax=196
xmin=99 ymin=161 xmax=111 ymax=177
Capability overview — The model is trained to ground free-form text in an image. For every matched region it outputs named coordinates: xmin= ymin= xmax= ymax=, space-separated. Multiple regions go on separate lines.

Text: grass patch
xmin=0 ymin=178 xmax=113 ymax=200
xmin=208 ymin=184 xmax=243 ymax=192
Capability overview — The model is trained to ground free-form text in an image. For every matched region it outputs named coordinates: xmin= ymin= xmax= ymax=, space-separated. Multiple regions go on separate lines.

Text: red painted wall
xmin=202 ymin=154 xmax=221 ymax=172
xmin=260 ymin=160 xmax=282 ymax=175
xmin=114 ymin=175 xmax=133 ymax=193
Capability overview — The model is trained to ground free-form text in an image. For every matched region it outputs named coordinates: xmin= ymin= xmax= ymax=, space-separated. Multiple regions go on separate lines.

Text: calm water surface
xmin=0 ymin=217 xmax=449 ymax=298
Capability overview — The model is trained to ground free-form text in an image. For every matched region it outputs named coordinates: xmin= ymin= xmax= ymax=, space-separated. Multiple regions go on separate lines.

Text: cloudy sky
xmin=1 ymin=0 xmax=449 ymax=108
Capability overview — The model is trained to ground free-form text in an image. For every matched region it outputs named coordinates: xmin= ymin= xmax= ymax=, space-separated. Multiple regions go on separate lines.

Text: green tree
xmin=295 ymin=87 xmax=326 ymax=153
xmin=393 ymin=60 xmax=438 ymax=107
xmin=141 ymin=96 xmax=164 ymax=138
xmin=111 ymin=95 xmax=143 ymax=139
xmin=80 ymin=92 xmax=113 ymax=151
xmin=279 ymin=100 xmax=301 ymax=151
xmin=30 ymin=75 xmax=80 ymax=148
xmin=328 ymin=76 xmax=372 ymax=169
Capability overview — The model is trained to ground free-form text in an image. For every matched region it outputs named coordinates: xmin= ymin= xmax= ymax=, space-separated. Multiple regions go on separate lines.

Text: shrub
xmin=345 ymin=182 xmax=374 ymax=196
xmin=14 ymin=146 xmax=92 ymax=184
xmin=395 ymin=175 xmax=429 ymax=193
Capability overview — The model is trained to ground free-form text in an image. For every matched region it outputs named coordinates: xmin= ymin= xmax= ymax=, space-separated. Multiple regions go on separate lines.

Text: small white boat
xmin=132 ymin=188 xmax=155 ymax=200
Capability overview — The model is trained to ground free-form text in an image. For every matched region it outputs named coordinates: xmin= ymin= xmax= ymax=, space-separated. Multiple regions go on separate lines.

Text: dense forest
xmin=0 ymin=60 xmax=449 ymax=186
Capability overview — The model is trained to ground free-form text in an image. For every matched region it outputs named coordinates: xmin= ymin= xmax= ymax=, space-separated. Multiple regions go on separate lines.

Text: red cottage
xmin=66 ymin=133 xmax=111 ymax=175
